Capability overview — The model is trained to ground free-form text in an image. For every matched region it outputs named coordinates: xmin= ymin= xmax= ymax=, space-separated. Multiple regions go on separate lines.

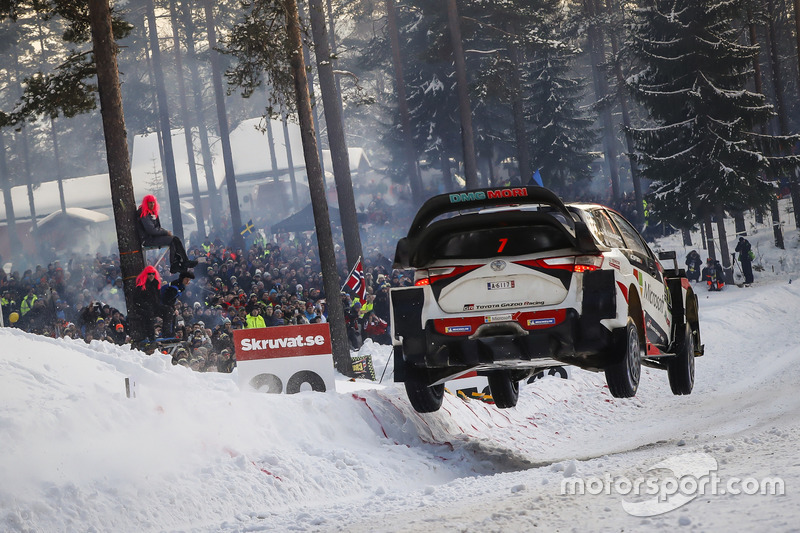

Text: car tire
xmin=605 ymin=317 xmax=642 ymax=398
xmin=404 ymin=370 xmax=445 ymax=413
xmin=668 ymin=323 xmax=695 ymax=395
xmin=487 ymin=372 xmax=520 ymax=409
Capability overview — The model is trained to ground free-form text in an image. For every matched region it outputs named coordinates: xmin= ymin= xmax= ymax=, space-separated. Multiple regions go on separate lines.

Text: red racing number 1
xmin=497 ymin=238 xmax=508 ymax=253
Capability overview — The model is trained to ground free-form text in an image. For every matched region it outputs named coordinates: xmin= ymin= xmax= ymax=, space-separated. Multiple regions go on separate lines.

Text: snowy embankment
xmin=3 ymin=205 xmax=800 ymax=531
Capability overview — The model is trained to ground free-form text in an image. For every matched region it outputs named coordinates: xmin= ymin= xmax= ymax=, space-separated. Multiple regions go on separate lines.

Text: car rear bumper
xmin=401 ymin=310 xmax=615 ymax=368
xmin=391 ymin=270 xmax=621 ymax=381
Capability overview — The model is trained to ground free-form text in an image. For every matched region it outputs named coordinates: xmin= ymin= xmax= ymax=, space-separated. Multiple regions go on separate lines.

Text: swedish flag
xmin=240 ymin=219 xmax=255 ymax=236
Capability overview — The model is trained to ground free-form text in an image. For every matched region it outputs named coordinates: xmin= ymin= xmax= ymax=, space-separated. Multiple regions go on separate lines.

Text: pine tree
xmin=525 ymin=38 xmax=596 ymax=196
xmin=626 ymin=0 xmax=798 ymax=229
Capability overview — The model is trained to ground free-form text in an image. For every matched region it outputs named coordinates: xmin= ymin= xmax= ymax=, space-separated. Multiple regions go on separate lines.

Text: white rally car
xmin=390 ymin=186 xmax=702 ymax=413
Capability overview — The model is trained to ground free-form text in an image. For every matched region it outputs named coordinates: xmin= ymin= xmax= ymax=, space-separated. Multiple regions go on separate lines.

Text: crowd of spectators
xmin=2 ymin=180 xmax=631 ymax=373
xmin=0 ymin=195 xmax=414 ymax=373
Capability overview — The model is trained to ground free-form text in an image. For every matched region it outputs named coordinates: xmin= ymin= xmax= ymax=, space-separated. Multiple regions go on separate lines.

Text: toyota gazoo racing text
xmin=390 ymin=186 xmax=703 ymax=413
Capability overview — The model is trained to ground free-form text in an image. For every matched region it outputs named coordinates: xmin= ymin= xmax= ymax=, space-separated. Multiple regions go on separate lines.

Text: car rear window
xmin=430 ymin=225 xmax=573 ymax=260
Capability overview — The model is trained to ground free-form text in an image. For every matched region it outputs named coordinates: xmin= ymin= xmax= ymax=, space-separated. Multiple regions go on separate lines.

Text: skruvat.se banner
xmin=233 ymin=323 xmax=336 ymax=394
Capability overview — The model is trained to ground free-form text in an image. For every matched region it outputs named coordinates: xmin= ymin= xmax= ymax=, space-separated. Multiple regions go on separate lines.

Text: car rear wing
xmin=405 ymin=186 xmax=572 ymax=238
xmin=394 ymin=186 xmax=597 ymax=268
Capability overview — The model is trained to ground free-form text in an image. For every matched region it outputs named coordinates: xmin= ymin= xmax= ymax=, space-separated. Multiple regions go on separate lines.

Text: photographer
xmin=363 ymin=311 xmax=390 ymax=345
xmin=78 ymin=300 xmax=103 ymax=336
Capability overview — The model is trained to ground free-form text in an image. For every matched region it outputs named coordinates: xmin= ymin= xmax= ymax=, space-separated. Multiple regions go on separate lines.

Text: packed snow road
xmin=273 ymin=280 xmax=800 ymax=532
xmin=2 ymin=279 xmax=800 ymax=532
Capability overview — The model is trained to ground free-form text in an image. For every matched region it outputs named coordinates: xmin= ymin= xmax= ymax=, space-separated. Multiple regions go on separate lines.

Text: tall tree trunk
xmin=766 ymin=0 xmax=800 ymax=230
xmin=203 ymin=0 xmax=244 ymax=249
xmin=325 ymin=0 xmax=343 ymax=102
xmin=18 ymin=130 xmax=37 ymax=236
xmin=297 ymin=1 xmax=327 ymax=184
xmin=386 ymin=0 xmax=423 ymax=205
xmin=181 ymin=0 xmax=222 ymax=233
xmin=282 ymin=116 xmax=300 ymax=209
xmin=88 ymin=0 xmax=146 ymax=339
xmin=50 ymin=121 xmax=67 ymax=214
xmin=0 ymin=132 xmax=22 ymax=258
xmin=703 ymin=215 xmax=716 ymax=261
xmin=170 ymin=0 xmax=206 ymax=241
xmin=36 ymin=17 xmax=66 ymax=216
xmin=265 ymin=115 xmax=288 ymax=215
xmin=794 ymin=0 xmax=800 ymax=82
xmin=584 ymin=0 xmax=620 ymax=204
xmin=715 ymin=207 xmax=734 ymax=285
xmin=771 ymin=197 xmax=784 ymax=248
xmin=142 ymin=35 xmax=170 ymax=195
xmin=734 ymin=211 xmax=746 ymax=237
xmin=145 ymin=0 xmax=184 ymax=241
xmin=700 ymin=221 xmax=706 ymax=251
xmin=445 ymin=0 xmax=478 ymax=189
xmin=308 ymin=0 xmax=364 ymax=269
xmin=11 ymin=47 xmax=38 ymax=238
xmin=285 ymin=0 xmax=352 ymax=376
xmin=748 ymin=3 xmax=784 ymax=249
xmin=265 ymin=115 xmax=280 ymax=183
xmin=506 ymin=21 xmax=532 ymax=187
xmin=441 ymin=148 xmax=453 ymax=192
xmin=680 ymin=228 xmax=691 ymax=246
xmin=606 ymin=0 xmax=643 ymax=226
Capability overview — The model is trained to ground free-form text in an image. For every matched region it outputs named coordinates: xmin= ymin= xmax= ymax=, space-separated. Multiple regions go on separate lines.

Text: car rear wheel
xmin=605 ymin=317 xmax=641 ymax=398
xmin=487 ymin=372 xmax=520 ymax=409
xmin=668 ymin=323 xmax=695 ymax=395
xmin=404 ymin=370 xmax=445 ymax=413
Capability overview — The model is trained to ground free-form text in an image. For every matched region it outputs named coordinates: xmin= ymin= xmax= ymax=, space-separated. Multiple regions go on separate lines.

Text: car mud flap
xmin=665 ymin=276 xmax=686 ymax=346
xmin=391 ymin=287 xmax=425 ymax=357
xmin=581 ymin=270 xmax=616 ymax=319
xmin=393 ymin=345 xmax=406 ymax=382
xmin=578 ymin=270 xmax=616 ymax=350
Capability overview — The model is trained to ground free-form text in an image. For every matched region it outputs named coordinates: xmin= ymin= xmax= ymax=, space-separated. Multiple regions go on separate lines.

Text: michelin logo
xmin=445 ymin=325 xmax=472 ymax=333
xmin=528 ymin=318 xmax=556 ymax=326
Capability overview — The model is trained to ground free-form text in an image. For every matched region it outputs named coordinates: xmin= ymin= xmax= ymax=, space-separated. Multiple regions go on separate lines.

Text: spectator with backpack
xmin=735 ymin=237 xmax=754 ymax=285
xmin=685 ymin=250 xmax=703 ymax=282
xmin=702 ymin=257 xmax=725 ymax=291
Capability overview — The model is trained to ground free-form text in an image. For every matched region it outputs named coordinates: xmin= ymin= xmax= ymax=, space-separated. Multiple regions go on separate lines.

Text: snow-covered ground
xmin=2 ymin=205 xmax=800 ymax=532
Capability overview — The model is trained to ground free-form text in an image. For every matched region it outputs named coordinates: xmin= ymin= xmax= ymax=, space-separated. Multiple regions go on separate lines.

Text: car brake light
xmin=414 ymin=265 xmax=481 ymax=286
xmin=573 ymin=255 xmax=604 ymax=272
xmin=521 ymin=255 xmax=604 ymax=272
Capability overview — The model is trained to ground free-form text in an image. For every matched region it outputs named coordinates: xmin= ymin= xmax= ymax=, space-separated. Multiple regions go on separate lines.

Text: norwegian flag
xmin=343 ymin=257 xmax=366 ymax=301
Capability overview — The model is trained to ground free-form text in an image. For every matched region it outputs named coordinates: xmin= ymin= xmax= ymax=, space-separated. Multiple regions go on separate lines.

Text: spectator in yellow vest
xmin=245 ymin=305 xmax=266 ymax=329
xmin=20 ymin=287 xmax=38 ymax=316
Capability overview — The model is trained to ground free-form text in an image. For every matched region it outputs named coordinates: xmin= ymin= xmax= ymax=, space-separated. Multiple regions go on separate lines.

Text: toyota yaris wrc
xmin=390 ymin=186 xmax=703 ymax=413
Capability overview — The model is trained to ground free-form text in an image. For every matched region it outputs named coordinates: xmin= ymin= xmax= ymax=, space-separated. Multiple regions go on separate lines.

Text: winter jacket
xmin=20 ymin=294 xmax=37 ymax=316
xmin=735 ymin=238 xmax=752 ymax=263
xmin=137 ymin=208 xmax=170 ymax=245
xmin=161 ymin=279 xmax=186 ymax=307
xmin=131 ymin=266 xmax=169 ymax=320
xmin=245 ymin=313 xmax=266 ymax=329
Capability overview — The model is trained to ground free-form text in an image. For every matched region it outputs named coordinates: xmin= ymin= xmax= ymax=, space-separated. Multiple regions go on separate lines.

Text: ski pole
xmin=731 ymin=253 xmax=743 ymax=277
